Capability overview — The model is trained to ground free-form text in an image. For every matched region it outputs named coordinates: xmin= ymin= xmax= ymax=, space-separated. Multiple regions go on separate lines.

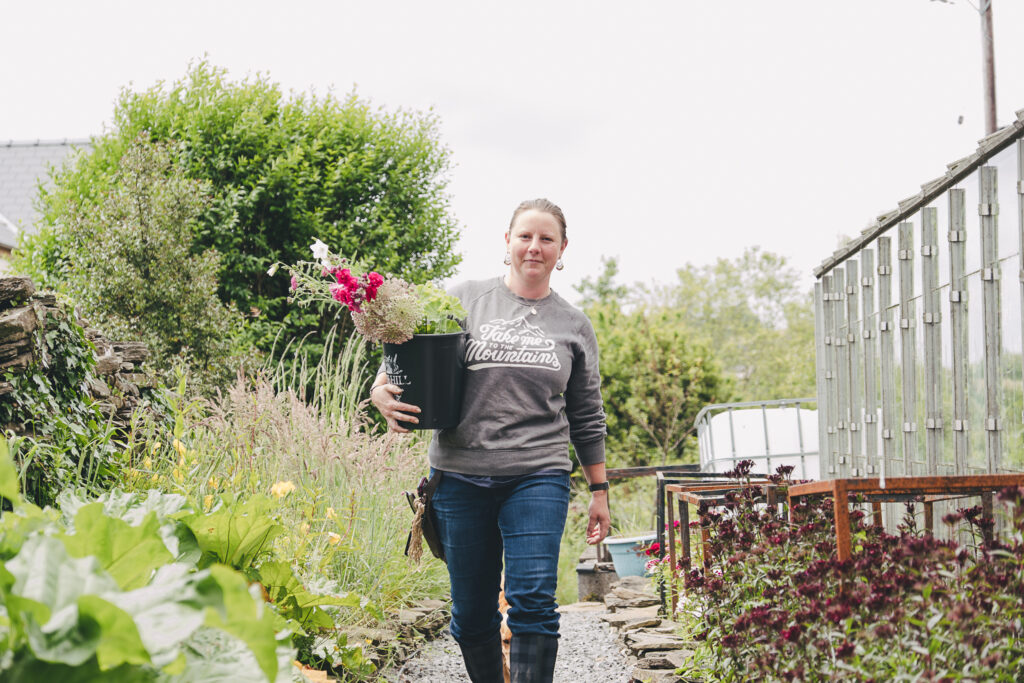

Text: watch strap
xmin=588 ymin=481 xmax=610 ymax=492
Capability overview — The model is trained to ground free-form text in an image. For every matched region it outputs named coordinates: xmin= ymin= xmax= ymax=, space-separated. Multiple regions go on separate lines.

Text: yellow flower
xmin=325 ymin=507 xmax=337 ymax=520
xmin=327 ymin=532 xmax=341 ymax=545
xmin=142 ymin=456 xmax=153 ymax=469
xmin=151 ymin=442 xmax=162 ymax=454
xmin=173 ymin=439 xmax=187 ymax=458
xmin=208 ymin=476 xmax=219 ymax=489
xmin=172 ymin=468 xmax=184 ymax=483
xmin=300 ymin=523 xmax=310 ymax=535
xmin=271 ymin=481 xmax=296 ymax=499
xmin=151 ymin=473 xmax=159 ymax=482
xmin=204 ymin=495 xmax=213 ymax=511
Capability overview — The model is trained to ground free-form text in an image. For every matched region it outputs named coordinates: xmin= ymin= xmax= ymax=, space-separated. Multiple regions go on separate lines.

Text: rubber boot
xmin=510 ymin=633 xmax=558 ymax=683
xmin=458 ymin=634 xmax=504 ymax=683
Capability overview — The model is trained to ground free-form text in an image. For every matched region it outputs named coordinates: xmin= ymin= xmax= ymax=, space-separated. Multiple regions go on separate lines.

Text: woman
xmin=370 ymin=198 xmax=610 ymax=683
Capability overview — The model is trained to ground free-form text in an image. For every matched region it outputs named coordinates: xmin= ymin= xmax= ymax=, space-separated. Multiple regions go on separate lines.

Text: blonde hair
xmin=508 ymin=198 xmax=567 ymax=242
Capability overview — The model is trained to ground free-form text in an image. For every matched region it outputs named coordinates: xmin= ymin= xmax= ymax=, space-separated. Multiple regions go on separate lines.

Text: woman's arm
xmin=581 ymin=462 xmax=610 ymax=545
xmin=369 ymin=372 xmax=421 ymax=433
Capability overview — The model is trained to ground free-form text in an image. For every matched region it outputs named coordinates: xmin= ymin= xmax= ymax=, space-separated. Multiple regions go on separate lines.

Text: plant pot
xmin=382 ymin=331 xmax=469 ymax=430
xmin=603 ymin=532 xmax=657 ymax=577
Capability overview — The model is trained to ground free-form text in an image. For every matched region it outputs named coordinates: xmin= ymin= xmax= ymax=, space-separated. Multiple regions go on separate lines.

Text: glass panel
xmin=966 ymin=272 xmax=987 ymax=472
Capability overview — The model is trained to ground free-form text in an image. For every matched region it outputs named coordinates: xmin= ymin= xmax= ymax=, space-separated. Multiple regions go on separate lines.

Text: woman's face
xmin=505 ymin=209 xmax=567 ymax=284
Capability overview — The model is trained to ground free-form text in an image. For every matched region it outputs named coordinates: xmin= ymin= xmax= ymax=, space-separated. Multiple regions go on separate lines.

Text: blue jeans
xmin=431 ymin=471 xmax=571 ymax=646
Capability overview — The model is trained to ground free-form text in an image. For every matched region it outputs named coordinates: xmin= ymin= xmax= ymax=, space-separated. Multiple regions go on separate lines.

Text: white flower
xmin=310 ymin=238 xmax=331 ymax=266
xmin=266 ymin=263 xmax=279 ymax=277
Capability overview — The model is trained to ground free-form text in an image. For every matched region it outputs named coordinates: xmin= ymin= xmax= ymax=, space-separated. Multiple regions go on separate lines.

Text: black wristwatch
xmin=588 ymin=482 xmax=610 ymax=493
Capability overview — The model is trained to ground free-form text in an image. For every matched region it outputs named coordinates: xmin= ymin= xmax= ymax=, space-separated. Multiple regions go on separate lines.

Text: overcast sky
xmin=3 ymin=0 xmax=1023 ymax=302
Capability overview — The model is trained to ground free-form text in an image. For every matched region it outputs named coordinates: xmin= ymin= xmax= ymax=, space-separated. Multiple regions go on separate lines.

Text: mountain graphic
xmin=490 ymin=316 xmax=545 ymax=336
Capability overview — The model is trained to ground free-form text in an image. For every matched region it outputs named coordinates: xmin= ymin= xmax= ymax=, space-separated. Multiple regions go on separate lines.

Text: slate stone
xmin=631 ymin=666 xmax=682 ymax=682
xmin=600 ymin=605 xmax=661 ymax=628
xmin=0 ymin=277 xmax=34 ymax=308
xmin=557 ymin=601 xmax=606 ymax=614
xmin=612 ymin=575 xmax=652 ymax=593
xmin=112 ymin=341 xmax=149 ymax=363
xmin=0 ymin=337 xmax=32 ymax=362
xmin=94 ymin=353 xmax=122 ymax=376
xmin=0 ymin=306 xmax=37 ymax=340
xmin=625 ymin=630 xmax=690 ymax=652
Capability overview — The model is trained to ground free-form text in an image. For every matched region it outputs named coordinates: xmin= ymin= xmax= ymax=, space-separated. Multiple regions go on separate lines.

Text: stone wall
xmin=0 ymin=275 xmax=151 ymax=431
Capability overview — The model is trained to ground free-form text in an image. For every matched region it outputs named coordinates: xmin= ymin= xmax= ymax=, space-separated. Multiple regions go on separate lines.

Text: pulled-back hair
xmin=508 ymin=198 xmax=567 ymax=242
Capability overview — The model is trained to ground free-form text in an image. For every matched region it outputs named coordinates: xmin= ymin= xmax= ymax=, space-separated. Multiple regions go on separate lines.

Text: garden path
xmin=384 ymin=602 xmax=633 ymax=682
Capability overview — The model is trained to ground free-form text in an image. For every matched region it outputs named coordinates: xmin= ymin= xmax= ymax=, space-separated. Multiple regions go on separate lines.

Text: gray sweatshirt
xmin=428 ymin=277 xmax=606 ymax=476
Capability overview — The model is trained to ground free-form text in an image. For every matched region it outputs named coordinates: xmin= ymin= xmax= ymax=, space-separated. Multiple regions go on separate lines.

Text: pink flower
xmin=290 ymin=275 xmax=298 ymax=291
xmin=368 ymin=272 xmax=384 ymax=287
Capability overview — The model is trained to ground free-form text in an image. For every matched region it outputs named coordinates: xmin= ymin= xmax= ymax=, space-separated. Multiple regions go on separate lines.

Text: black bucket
xmin=382 ymin=331 xmax=469 ymax=430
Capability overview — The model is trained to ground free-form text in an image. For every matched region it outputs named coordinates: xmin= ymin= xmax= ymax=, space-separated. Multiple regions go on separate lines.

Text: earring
xmin=503 ymin=252 xmax=512 ymax=266
xmin=555 ymin=258 xmax=564 ymax=271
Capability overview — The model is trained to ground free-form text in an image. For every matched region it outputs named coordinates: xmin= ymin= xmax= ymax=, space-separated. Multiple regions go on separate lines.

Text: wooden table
xmin=786 ymin=474 xmax=1024 ymax=562
xmin=661 ymin=479 xmax=778 ymax=613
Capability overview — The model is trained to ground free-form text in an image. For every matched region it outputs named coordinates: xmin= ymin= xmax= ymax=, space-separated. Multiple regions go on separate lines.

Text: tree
xmin=33 ymin=135 xmax=249 ymax=390
xmin=18 ymin=60 xmax=461 ymax=355
xmin=588 ymin=303 xmax=730 ymax=467
xmin=650 ymin=247 xmax=816 ymax=401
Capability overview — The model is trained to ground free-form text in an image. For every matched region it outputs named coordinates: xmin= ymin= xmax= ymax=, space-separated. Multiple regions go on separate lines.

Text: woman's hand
xmin=370 ymin=382 xmax=421 ymax=433
xmin=586 ymin=491 xmax=610 ymax=545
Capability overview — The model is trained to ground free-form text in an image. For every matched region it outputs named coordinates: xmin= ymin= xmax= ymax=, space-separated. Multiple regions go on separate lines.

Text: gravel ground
xmin=383 ymin=606 xmax=634 ymax=682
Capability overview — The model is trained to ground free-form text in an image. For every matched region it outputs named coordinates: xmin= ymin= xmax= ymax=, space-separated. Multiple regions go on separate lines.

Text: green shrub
xmin=1 ymin=311 xmax=125 ymax=507
xmin=18 ymin=59 xmax=462 ymax=360
xmin=16 ymin=134 xmax=251 ymax=393
xmin=589 ymin=304 xmax=730 ymax=467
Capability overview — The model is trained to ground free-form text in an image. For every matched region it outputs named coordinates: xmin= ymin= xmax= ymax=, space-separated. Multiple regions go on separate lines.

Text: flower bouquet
xmin=272 ymin=239 xmax=470 ymax=429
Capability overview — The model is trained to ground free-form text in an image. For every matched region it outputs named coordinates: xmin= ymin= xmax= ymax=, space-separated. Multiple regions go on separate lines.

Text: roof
xmin=816 ymin=108 xmax=1024 ymax=278
xmin=0 ymin=138 xmax=91 ymax=248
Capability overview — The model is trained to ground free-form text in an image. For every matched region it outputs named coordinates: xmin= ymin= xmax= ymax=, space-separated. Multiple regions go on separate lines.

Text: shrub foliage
xmin=675 ymin=462 xmax=1024 ymax=681
xmin=18 ymin=60 xmax=461 ymax=357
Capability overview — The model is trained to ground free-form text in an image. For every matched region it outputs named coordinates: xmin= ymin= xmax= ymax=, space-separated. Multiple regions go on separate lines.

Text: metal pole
xmin=981 ymin=0 xmax=997 ymax=135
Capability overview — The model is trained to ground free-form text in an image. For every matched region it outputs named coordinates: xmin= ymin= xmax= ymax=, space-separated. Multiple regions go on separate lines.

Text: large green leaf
xmin=2 ymin=653 xmax=156 ymax=682
xmin=77 ymin=595 xmax=150 ymax=670
xmin=177 ymin=496 xmax=283 ymax=570
xmin=202 ymin=565 xmax=279 ymax=682
xmin=5 ymin=536 xmax=118 ymax=666
xmin=60 ymin=488 xmax=200 ymax=565
xmin=60 ymin=504 xmax=173 ymax=590
xmin=257 ymin=560 xmax=381 ymax=626
xmin=104 ymin=563 xmax=209 ymax=669
xmin=0 ymin=504 xmax=59 ymax=561
xmin=0 ymin=437 xmax=23 ymax=507
xmin=172 ymin=626 xmax=296 ymax=683
xmin=6 ymin=535 xmax=119 ymax=613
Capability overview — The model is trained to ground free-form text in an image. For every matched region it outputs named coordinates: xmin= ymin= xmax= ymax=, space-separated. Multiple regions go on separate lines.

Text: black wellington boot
xmin=510 ymin=633 xmax=558 ymax=683
xmin=458 ymin=634 xmax=504 ymax=683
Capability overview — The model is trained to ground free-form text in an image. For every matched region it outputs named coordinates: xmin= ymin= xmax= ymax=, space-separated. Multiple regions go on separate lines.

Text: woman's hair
xmin=508 ymin=198 xmax=567 ymax=242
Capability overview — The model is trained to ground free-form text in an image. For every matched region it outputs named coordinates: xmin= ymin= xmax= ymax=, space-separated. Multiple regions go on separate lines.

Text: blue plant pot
xmin=603 ymin=532 xmax=657 ymax=577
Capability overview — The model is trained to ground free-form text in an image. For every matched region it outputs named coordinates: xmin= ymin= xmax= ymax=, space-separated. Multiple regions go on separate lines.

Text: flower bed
xmin=667 ymin=461 xmax=1024 ymax=681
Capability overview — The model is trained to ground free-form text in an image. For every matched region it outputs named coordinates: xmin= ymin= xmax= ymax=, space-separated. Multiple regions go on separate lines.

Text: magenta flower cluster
xmin=329 ymin=268 xmax=384 ymax=313
xmin=670 ymin=461 xmax=1024 ymax=681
